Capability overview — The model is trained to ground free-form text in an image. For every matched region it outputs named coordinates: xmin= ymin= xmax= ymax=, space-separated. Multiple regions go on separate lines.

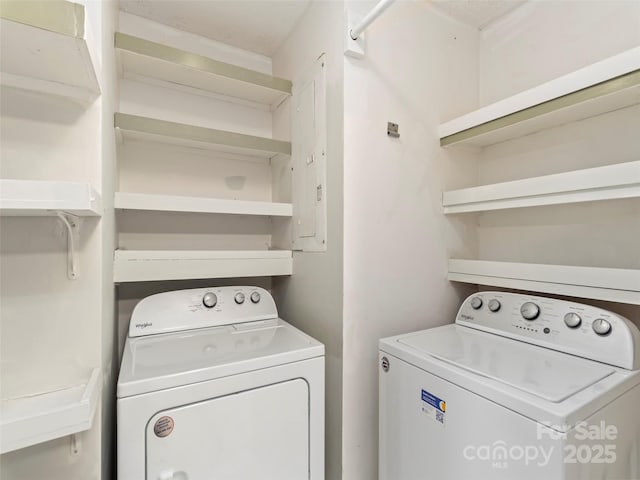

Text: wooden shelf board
xmin=0 ymin=179 xmax=102 ymax=216
xmin=115 ymin=113 xmax=291 ymax=158
xmin=114 ymin=249 xmax=293 ymax=283
xmin=448 ymin=259 xmax=640 ymax=305
xmin=443 ymin=161 xmax=640 ymax=214
xmin=0 ymin=369 xmax=101 ymax=454
xmin=439 ymin=47 xmax=640 ymax=147
xmin=115 ymin=192 xmax=292 ymax=217
xmin=0 ymin=0 xmax=100 ymax=101
xmin=115 ymin=32 xmax=291 ymax=106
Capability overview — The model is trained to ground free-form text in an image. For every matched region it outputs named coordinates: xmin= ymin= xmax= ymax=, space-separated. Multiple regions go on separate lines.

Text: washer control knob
xmin=250 ymin=291 xmax=261 ymax=304
xmin=520 ymin=302 xmax=540 ymax=320
xmin=202 ymin=292 xmax=217 ymax=308
xmin=470 ymin=297 xmax=483 ymax=310
xmin=564 ymin=312 xmax=582 ymax=329
xmin=592 ymin=318 xmax=612 ymax=336
xmin=234 ymin=292 xmax=245 ymax=305
xmin=488 ymin=299 xmax=501 ymax=312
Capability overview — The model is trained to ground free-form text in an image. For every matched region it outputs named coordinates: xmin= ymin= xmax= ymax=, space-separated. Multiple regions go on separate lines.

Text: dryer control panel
xmin=456 ymin=292 xmax=640 ymax=370
xmin=129 ymin=286 xmax=278 ymax=337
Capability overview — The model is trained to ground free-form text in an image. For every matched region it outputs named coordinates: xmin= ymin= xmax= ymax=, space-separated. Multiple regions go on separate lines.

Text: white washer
xmin=380 ymin=292 xmax=640 ymax=480
xmin=117 ymin=286 xmax=324 ymax=480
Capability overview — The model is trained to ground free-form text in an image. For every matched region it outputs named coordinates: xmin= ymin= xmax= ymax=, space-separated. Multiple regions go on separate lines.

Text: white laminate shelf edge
xmin=115 ymin=192 xmax=292 ymax=217
xmin=448 ymin=259 xmax=640 ymax=305
xmin=0 ymin=179 xmax=102 ymax=216
xmin=0 ymin=369 xmax=101 ymax=454
xmin=443 ymin=161 xmax=640 ymax=214
xmin=115 ymin=113 xmax=291 ymax=158
xmin=113 ymin=250 xmax=293 ymax=282
xmin=0 ymin=0 xmax=100 ymax=102
xmin=439 ymin=47 xmax=640 ymax=147
xmin=115 ymin=32 xmax=291 ymax=107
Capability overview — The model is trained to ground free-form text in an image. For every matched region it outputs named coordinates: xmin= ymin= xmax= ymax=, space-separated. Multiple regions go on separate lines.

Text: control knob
xmin=488 ymin=299 xmax=501 ymax=312
xmin=564 ymin=312 xmax=582 ymax=328
xmin=520 ymin=302 xmax=540 ymax=320
xmin=470 ymin=297 xmax=483 ymax=310
xmin=234 ymin=292 xmax=245 ymax=305
xmin=250 ymin=291 xmax=261 ymax=304
xmin=592 ymin=318 xmax=612 ymax=336
xmin=202 ymin=292 xmax=217 ymax=308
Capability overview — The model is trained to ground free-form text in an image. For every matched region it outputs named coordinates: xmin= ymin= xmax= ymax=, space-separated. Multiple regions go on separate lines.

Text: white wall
xmin=475 ymin=0 xmax=640 ymax=321
xmin=0 ymin=0 xmax=118 ymax=478
xmin=479 ymin=0 xmax=640 ymax=105
xmin=341 ymin=2 xmax=479 ymax=478
xmin=98 ymin=1 xmax=119 ymax=477
xmin=271 ymin=1 xmax=345 ymax=478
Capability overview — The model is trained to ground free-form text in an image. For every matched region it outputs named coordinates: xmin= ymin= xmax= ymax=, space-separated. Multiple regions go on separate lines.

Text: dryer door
xmin=146 ymin=379 xmax=309 ymax=480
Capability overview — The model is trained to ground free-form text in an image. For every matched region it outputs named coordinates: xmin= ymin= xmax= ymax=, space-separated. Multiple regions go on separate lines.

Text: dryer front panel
xmin=145 ymin=378 xmax=309 ymax=480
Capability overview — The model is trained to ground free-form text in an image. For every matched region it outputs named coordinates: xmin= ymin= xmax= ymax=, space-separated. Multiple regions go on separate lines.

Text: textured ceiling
xmin=119 ymin=0 xmax=312 ymax=57
xmin=430 ymin=0 xmax=529 ymax=29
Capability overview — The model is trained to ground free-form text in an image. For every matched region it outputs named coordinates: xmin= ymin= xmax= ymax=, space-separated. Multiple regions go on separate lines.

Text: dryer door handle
xmin=158 ymin=470 xmax=188 ymax=480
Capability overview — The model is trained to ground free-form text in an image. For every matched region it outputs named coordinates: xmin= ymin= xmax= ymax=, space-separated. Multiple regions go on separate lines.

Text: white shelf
xmin=439 ymin=47 xmax=640 ymax=147
xmin=0 ymin=0 xmax=100 ymax=102
xmin=443 ymin=161 xmax=640 ymax=214
xmin=115 ymin=32 xmax=291 ymax=107
xmin=0 ymin=369 xmax=101 ymax=454
xmin=0 ymin=179 xmax=102 ymax=216
xmin=448 ymin=259 xmax=640 ymax=305
xmin=115 ymin=192 xmax=292 ymax=217
xmin=114 ymin=249 xmax=293 ymax=283
xmin=115 ymin=113 xmax=291 ymax=158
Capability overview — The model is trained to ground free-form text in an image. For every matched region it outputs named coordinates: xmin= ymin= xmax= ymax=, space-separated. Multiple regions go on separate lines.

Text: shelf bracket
xmin=69 ymin=433 xmax=81 ymax=457
xmin=56 ymin=212 xmax=81 ymax=280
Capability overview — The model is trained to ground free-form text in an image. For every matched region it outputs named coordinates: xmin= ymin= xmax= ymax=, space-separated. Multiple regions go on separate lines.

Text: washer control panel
xmin=129 ymin=286 xmax=277 ymax=337
xmin=457 ymin=292 xmax=640 ymax=370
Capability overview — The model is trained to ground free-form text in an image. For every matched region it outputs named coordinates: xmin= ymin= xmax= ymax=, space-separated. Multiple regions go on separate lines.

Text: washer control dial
xmin=592 ymin=318 xmax=612 ymax=336
xmin=488 ymin=299 xmax=501 ymax=312
xmin=202 ymin=292 xmax=217 ymax=308
xmin=234 ymin=292 xmax=245 ymax=305
xmin=250 ymin=291 xmax=261 ymax=304
xmin=520 ymin=302 xmax=540 ymax=320
xmin=564 ymin=312 xmax=582 ymax=328
xmin=470 ymin=297 xmax=483 ymax=310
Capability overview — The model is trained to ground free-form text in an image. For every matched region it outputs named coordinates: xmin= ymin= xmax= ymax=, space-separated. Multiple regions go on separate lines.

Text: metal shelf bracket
xmin=56 ymin=212 xmax=81 ymax=280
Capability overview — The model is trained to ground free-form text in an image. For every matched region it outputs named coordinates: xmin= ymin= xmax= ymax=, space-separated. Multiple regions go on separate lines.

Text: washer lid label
xmin=154 ymin=416 xmax=174 ymax=437
xmin=421 ymin=389 xmax=446 ymax=426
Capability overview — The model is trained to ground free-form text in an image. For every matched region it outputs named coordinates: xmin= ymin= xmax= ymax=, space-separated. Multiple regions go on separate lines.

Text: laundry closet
xmin=0 ymin=1 xmax=638 ymax=479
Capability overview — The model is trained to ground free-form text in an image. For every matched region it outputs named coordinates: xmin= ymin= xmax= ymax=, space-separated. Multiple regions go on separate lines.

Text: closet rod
xmin=350 ymin=0 xmax=396 ymax=39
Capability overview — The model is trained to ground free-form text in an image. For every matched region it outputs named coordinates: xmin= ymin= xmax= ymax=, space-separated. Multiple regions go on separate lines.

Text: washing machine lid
xmin=397 ymin=324 xmax=614 ymax=403
xmin=117 ymin=318 xmax=324 ymax=398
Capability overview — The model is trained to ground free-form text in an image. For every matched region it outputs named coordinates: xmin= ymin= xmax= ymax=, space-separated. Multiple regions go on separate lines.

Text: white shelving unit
xmin=443 ymin=161 xmax=640 ymax=214
xmin=0 ymin=369 xmax=101 ymax=454
xmin=115 ymin=112 xmax=291 ymax=158
xmin=114 ymin=249 xmax=293 ymax=283
xmin=115 ymin=192 xmax=292 ymax=217
xmin=115 ymin=32 xmax=291 ymax=107
xmin=0 ymin=179 xmax=102 ymax=216
xmin=114 ymin=27 xmax=296 ymax=283
xmin=0 ymin=0 xmax=100 ymax=102
xmin=448 ymin=259 xmax=640 ymax=305
xmin=439 ymin=47 xmax=640 ymax=147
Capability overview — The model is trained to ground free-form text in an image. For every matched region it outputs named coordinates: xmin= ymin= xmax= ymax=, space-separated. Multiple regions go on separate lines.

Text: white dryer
xmin=117 ymin=286 xmax=324 ymax=480
xmin=380 ymin=292 xmax=640 ymax=480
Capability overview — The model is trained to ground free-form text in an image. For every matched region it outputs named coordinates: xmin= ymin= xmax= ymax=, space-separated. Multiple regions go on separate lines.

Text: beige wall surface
xmin=341 ymin=1 xmax=480 ymax=479
xmin=271 ymin=1 xmax=346 ymax=479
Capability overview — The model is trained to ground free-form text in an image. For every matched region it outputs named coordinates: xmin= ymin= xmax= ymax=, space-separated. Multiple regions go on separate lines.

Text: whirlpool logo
xmin=135 ymin=322 xmax=152 ymax=329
